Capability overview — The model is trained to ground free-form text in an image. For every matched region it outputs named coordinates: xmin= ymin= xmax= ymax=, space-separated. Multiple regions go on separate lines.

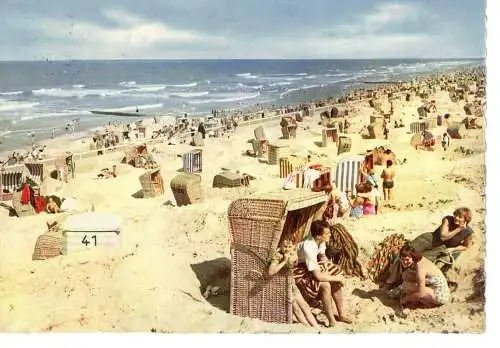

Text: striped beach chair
xmin=410 ymin=121 xmax=427 ymax=134
xmin=0 ymin=167 xmax=25 ymax=201
xmin=334 ymin=155 xmax=364 ymax=195
xmin=24 ymin=163 xmax=45 ymax=187
xmin=183 ymin=149 xmax=203 ymax=173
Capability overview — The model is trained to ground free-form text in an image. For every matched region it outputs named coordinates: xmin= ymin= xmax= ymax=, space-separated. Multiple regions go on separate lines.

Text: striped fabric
xmin=183 ymin=149 xmax=203 ymax=173
xmin=24 ymin=163 xmax=44 ymax=186
xmin=321 ymin=128 xmax=338 ymax=147
xmin=334 ymin=155 xmax=364 ymax=194
xmin=279 ymin=158 xmax=306 ymax=178
xmin=410 ymin=121 xmax=427 ymax=134
xmin=0 ymin=169 xmax=24 ymax=199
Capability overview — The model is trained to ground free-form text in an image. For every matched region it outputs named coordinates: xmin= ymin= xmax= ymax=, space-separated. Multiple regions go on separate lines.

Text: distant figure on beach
xmin=136 ymin=106 xmax=139 ymax=113
xmin=30 ymin=132 xmax=35 ymax=146
xmin=381 ymin=160 xmax=395 ymax=201
xmin=441 ymin=133 xmax=450 ymax=151
xmin=51 ymin=128 xmax=56 ymax=139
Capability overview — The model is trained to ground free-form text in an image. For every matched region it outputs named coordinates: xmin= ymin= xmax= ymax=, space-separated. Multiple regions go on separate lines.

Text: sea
xmin=0 ymin=58 xmax=484 ymax=152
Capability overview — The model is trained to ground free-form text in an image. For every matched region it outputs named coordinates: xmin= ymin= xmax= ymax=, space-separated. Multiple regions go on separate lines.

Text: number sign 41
xmin=82 ymin=235 xmax=98 ymax=247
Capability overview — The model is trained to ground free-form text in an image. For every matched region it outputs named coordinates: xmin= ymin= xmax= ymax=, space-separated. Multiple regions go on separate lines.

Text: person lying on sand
xmin=97 ymin=165 xmax=117 ymax=179
xmin=268 ymin=239 xmax=319 ymax=328
xmin=398 ymin=244 xmax=451 ymax=308
xmin=294 ymin=220 xmax=352 ymax=327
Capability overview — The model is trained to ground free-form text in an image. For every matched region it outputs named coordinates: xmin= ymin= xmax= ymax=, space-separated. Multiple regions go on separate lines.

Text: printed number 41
xmin=82 ymin=235 xmax=97 ymax=246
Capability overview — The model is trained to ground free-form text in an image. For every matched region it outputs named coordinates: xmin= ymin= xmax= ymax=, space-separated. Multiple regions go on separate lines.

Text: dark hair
xmin=386 ymin=160 xmax=393 ymax=167
xmin=399 ymin=244 xmax=422 ymax=262
xmin=323 ymin=184 xmax=333 ymax=194
xmin=453 ymin=207 xmax=472 ymax=223
xmin=384 ymin=149 xmax=392 ymax=154
xmin=310 ymin=220 xmax=330 ymax=238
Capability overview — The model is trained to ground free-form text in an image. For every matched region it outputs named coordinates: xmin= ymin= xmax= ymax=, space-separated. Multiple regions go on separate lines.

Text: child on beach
xmin=441 ymin=133 xmax=450 ymax=151
xmin=268 ymin=239 xmax=319 ymax=328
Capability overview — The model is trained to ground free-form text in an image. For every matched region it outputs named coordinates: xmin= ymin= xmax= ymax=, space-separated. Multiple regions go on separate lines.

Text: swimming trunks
xmin=383 ymin=180 xmax=394 ymax=189
xmin=425 ymin=274 xmax=450 ymax=305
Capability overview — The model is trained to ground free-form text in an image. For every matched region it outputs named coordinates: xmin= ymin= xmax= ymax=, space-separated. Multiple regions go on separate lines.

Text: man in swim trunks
xmin=381 ymin=159 xmax=395 ymax=201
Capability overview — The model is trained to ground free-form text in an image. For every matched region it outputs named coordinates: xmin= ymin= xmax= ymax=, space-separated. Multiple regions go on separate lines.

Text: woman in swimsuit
xmin=399 ymin=244 xmax=450 ymax=308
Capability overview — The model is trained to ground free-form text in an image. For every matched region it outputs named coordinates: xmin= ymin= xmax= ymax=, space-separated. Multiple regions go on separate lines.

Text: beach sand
xmin=0 ymin=84 xmax=485 ymax=333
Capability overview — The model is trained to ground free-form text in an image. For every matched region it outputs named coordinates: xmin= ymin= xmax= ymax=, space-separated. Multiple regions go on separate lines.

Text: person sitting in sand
xmin=46 ymin=196 xmax=60 ymax=214
xmin=383 ymin=208 xmax=473 ymax=290
xmin=293 ymin=220 xmax=352 ymax=327
xmin=97 ymin=165 xmax=117 ymax=179
xmin=410 ymin=207 xmax=473 ymax=269
xmin=381 ymin=160 xmax=395 ymax=201
xmin=346 ymin=188 xmax=365 ymax=218
xmin=398 ymin=244 xmax=451 ymax=308
xmin=268 ymin=239 xmax=319 ymax=328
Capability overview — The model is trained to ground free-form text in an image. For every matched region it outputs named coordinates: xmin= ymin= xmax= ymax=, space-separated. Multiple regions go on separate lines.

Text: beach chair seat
xmin=140 ymin=169 xmax=165 ymax=198
xmin=228 ymin=189 xmax=327 ymax=324
xmin=170 ymin=173 xmax=203 ymax=206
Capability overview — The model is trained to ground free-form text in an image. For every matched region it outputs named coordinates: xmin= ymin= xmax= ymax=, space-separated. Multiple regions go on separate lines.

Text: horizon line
xmin=0 ymin=57 xmax=486 ymax=63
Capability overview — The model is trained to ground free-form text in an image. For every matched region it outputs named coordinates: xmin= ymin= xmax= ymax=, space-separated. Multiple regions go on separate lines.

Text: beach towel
xmin=293 ymin=261 xmax=342 ymax=308
xmin=20 ymin=184 xmax=31 ymax=205
xmin=327 ymin=223 xmax=364 ymax=279
xmin=366 ymin=233 xmax=409 ymax=284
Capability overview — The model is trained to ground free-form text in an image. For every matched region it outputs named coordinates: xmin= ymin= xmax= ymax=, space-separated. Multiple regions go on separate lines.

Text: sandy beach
xmin=0 ymin=69 xmax=486 ymax=333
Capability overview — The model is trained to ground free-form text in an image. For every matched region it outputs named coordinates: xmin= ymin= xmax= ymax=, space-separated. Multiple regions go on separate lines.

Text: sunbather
xmin=268 ymin=240 xmax=319 ymax=328
xmin=46 ymin=196 xmax=60 ymax=214
xmin=97 ymin=165 xmax=117 ymax=179
xmin=398 ymin=244 xmax=451 ymax=308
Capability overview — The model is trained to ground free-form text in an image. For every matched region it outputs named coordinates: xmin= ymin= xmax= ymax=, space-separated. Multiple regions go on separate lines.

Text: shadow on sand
xmin=190 ymin=257 xmax=231 ymax=313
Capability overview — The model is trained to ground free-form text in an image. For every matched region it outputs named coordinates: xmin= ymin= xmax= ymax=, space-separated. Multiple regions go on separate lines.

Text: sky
xmin=0 ymin=0 xmax=486 ymax=60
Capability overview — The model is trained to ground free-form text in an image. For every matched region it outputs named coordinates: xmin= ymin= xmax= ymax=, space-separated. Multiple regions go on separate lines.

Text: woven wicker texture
xmin=321 ymin=128 xmax=339 ymax=147
xmin=140 ymin=169 xmax=165 ymax=198
xmin=170 ymin=173 xmax=203 ymax=206
xmin=367 ymin=123 xmax=383 ymax=139
xmin=228 ymin=191 xmax=325 ymax=323
xmin=337 ymin=136 xmax=352 ymax=156
xmin=278 ymin=157 xmax=306 ymax=178
xmin=213 ymin=171 xmax=244 ymax=188
xmin=32 ymin=230 xmax=64 ymax=260
xmin=268 ymin=144 xmax=290 ymax=165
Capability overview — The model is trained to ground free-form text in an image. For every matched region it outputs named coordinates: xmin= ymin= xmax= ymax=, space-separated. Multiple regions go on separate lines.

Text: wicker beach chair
xmin=32 ymin=228 xmax=64 ymax=260
xmin=140 ymin=169 xmax=165 ymax=198
xmin=228 ymin=189 xmax=327 ymax=324
xmin=213 ymin=171 xmax=246 ymax=188
xmin=170 ymin=173 xmax=203 ymax=206
xmin=183 ymin=149 xmax=203 ymax=173
xmin=337 ymin=136 xmax=352 ymax=155
xmin=268 ymin=143 xmax=290 ymax=165
xmin=321 ymin=127 xmax=339 ymax=147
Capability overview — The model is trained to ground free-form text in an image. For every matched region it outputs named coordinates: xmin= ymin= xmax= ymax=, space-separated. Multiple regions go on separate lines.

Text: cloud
xmin=31 ymin=8 xmax=226 ymax=59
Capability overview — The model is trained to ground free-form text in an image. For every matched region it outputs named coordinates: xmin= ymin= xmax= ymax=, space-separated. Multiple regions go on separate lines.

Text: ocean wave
xmin=236 ymin=73 xmax=258 ymax=79
xmin=32 ymin=87 xmax=124 ymax=98
xmin=96 ymin=103 xmax=164 ymax=113
xmin=72 ymin=84 xmax=85 ymax=89
xmin=119 ymin=81 xmax=136 ymax=87
xmin=188 ymin=92 xmax=260 ymax=105
xmin=295 ymin=73 xmax=308 ymax=76
xmin=170 ymin=91 xmax=210 ymax=98
xmin=269 ymin=81 xmax=293 ymax=87
xmin=0 ymin=101 xmax=39 ymax=112
xmin=129 ymin=85 xmax=166 ymax=93
xmin=166 ymin=82 xmax=198 ymax=88
xmin=279 ymin=85 xmax=320 ymax=98
xmin=17 ymin=110 xmax=90 ymax=122
xmin=0 ymin=90 xmax=24 ymax=96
